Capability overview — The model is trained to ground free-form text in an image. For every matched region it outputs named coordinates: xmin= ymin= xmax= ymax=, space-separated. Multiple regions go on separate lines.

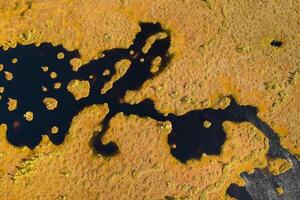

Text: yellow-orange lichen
xmin=0 ymin=0 xmax=299 ymax=199
xmin=51 ymin=126 xmax=59 ymax=134
xmin=203 ymin=120 xmax=212 ymax=128
xmin=150 ymin=56 xmax=162 ymax=73
xmin=67 ymin=79 xmax=90 ymax=100
xmin=54 ymin=82 xmax=61 ymax=89
xmin=57 ymin=52 xmax=65 ymax=60
xmin=50 ymin=71 xmax=57 ymax=79
xmin=101 ymin=59 xmax=131 ymax=94
xmin=102 ymin=69 xmax=110 ymax=76
xmin=23 ymin=111 xmax=34 ymax=122
xmin=4 ymin=71 xmax=13 ymax=81
xmin=69 ymin=58 xmax=82 ymax=72
xmin=41 ymin=66 xmax=49 ymax=72
xmin=7 ymin=98 xmax=17 ymax=111
xmin=0 ymin=103 xmax=270 ymax=199
xmin=275 ymin=187 xmax=284 ymax=195
xmin=43 ymin=97 xmax=58 ymax=110
xmin=11 ymin=58 xmax=18 ymax=64
xmin=268 ymin=158 xmax=293 ymax=176
xmin=142 ymin=32 xmax=168 ymax=54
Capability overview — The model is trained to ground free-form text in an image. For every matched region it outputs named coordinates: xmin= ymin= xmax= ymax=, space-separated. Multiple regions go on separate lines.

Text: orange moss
xmin=268 ymin=158 xmax=292 ymax=176
xmin=0 ymin=0 xmax=299 ymax=198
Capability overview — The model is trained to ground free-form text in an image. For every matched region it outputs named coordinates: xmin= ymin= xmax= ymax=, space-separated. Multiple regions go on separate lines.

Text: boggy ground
xmin=0 ymin=0 xmax=300 ymax=199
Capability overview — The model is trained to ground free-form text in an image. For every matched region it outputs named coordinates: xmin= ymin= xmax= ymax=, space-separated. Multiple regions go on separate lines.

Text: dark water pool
xmin=0 ymin=22 xmax=299 ymax=199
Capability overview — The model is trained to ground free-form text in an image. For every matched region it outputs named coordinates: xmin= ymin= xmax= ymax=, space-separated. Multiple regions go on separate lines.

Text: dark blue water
xmin=0 ymin=22 xmax=282 ymax=164
xmin=1 ymin=22 xmax=298 ymax=199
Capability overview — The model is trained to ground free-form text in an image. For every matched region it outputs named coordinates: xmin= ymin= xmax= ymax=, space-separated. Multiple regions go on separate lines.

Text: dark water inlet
xmin=227 ymin=184 xmax=253 ymax=200
xmin=0 ymin=22 xmax=171 ymax=149
xmin=0 ymin=22 xmax=290 ymax=163
xmin=0 ymin=22 xmax=299 ymax=199
xmin=0 ymin=43 xmax=80 ymax=147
